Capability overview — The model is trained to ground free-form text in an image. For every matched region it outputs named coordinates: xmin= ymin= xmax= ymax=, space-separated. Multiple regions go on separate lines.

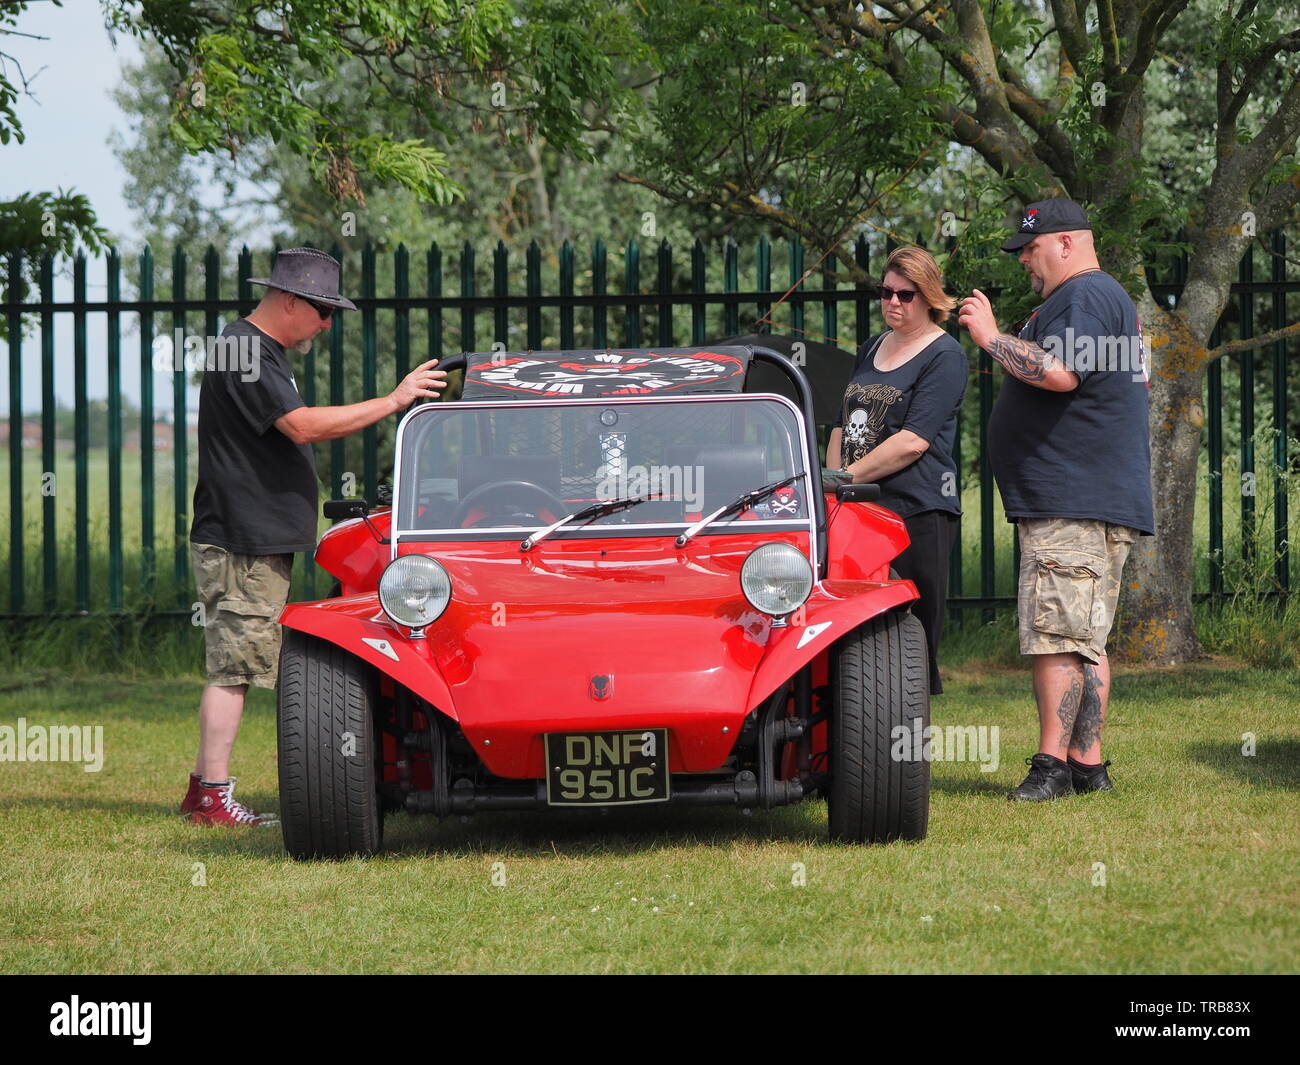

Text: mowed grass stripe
xmin=0 ymin=664 xmax=1296 ymax=974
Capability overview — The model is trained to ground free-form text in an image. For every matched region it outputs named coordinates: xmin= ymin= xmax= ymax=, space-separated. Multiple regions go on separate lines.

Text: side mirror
xmin=323 ymin=499 xmax=371 ymax=521
xmin=836 ymin=482 xmax=881 ymax=503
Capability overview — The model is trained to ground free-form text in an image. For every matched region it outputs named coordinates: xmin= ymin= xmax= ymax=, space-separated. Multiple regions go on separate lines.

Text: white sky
xmin=1 ymin=0 xmax=142 ymax=242
xmin=1 ymin=1 xmax=220 ymax=415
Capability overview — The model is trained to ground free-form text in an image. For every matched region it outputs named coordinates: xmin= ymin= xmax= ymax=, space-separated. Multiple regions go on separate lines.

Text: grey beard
xmin=292 ymin=337 xmax=314 ymax=354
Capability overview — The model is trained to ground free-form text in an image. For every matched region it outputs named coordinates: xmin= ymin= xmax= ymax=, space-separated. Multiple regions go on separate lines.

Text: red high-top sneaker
xmin=189 ymin=779 xmax=279 ymax=827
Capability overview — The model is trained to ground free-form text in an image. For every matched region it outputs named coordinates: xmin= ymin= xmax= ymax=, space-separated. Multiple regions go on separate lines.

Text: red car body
xmin=276 ymin=347 xmax=930 ymax=858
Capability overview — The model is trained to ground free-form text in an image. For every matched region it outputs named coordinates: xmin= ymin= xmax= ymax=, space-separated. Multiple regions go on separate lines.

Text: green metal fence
xmin=2 ymin=232 xmax=1297 ymax=619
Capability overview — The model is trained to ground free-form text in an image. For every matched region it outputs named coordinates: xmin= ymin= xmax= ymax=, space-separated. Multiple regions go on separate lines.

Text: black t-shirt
xmin=190 ymin=319 xmax=319 ymax=554
xmin=834 ymin=330 xmax=968 ymax=519
xmin=987 ymin=270 xmax=1155 ymax=535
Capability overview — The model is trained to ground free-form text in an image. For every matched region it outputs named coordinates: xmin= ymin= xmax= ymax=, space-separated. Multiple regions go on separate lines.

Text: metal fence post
xmin=139 ymin=247 xmax=155 ymax=603
xmin=1239 ymin=245 xmax=1255 ymax=565
xmin=625 ymin=238 xmax=641 ymax=346
xmin=171 ymin=247 xmax=188 ymax=608
xmin=329 ymin=244 xmax=345 ymax=500
xmin=1271 ymin=229 xmax=1289 ymax=595
xmin=592 ymin=239 xmax=607 ymax=349
xmin=657 ymin=239 xmax=673 ymax=346
xmin=395 ymin=244 xmax=410 ymax=383
xmin=559 ymin=240 xmax=575 ymax=349
xmin=691 ymin=239 xmax=706 ymax=344
xmin=361 ymin=242 xmax=378 ymax=499
xmin=527 ymin=240 xmax=542 ymax=349
xmin=7 ymin=253 xmax=23 ymax=613
xmin=723 ymin=239 xmax=738 ymax=337
xmin=73 ymin=253 xmax=90 ymax=612
xmin=40 ymin=254 xmax=56 ymax=611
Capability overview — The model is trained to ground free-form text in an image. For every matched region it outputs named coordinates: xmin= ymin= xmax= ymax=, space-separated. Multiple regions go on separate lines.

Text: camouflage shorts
xmin=1016 ymin=518 xmax=1138 ymax=664
xmin=191 ymin=542 xmax=293 ymax=689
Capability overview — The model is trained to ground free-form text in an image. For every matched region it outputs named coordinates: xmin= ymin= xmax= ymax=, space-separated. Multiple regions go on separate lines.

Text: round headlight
xmin=379 ymin=554 xmax=452 ymax=629
xmin=741 ymin=542 xmax=813 ymax=617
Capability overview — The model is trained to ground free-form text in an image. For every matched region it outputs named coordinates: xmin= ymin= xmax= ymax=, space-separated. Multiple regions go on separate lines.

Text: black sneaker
xmin=1069 ymin=759 xmax=1114 ymax=794
xmin=1007 ymin=754 xmax=1074 ymax=802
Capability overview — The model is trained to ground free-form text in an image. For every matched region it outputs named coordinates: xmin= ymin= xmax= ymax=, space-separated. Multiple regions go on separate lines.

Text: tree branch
xmin=1254 ymin=167 xmax=1300 ymax=234
xmin=615 ymin=170 xmax=867 ymax=280
xmin=997 ymin=56 xmax=1076 ymax=178
xmin=1221 ymin=28 xmax=1300 ymax=138
xmin=1047 ymin=0 xmax=1089 ymax=74
xmin=1206 ymin=320 xmax=1300 ymax=360
xmin=1225 ymin=74 xmax=1300 ymax=196
xmin=1095 ymin=0 xmax=1122 ymax=80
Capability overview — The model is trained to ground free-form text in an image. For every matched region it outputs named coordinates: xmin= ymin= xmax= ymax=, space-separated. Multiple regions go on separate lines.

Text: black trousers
xmin=892 ymin=510 xmax=960 ymax=695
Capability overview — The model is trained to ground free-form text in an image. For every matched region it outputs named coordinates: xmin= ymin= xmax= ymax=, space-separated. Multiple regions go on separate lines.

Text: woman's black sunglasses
xmin=879 ymin=285 xmax=918 ymax=304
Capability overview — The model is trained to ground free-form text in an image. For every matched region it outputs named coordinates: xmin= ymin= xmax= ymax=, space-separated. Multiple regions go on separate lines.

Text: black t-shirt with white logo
xmin=834 ymin=331 xmax=968 ymax=519
xmin=190 ymin=319 xmax=319 ymax=554
xmin=987 ymin=270 xmax=1155 ymax=535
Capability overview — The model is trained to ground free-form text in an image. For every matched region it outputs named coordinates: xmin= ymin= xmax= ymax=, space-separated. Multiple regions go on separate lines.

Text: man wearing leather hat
xmin=182 ymin=247 xmax=447 ymax=826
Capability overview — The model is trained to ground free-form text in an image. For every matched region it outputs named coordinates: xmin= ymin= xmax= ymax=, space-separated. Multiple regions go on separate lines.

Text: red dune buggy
xmin=276 ymin=345 xmax=929 ymax=858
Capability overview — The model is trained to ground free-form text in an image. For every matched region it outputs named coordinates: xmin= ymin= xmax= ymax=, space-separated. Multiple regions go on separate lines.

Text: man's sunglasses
xmin=879 ymin=285 xmax=918 ymax=304
xmin=300 ymin=296 xmax=335 ymax=320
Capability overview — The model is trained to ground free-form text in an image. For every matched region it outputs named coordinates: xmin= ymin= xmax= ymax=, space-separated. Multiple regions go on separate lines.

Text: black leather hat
xmin=246 ymin=247 xmax=358 ymax=310
xmin=1001 ymin=198 xmax=1092 ymax=251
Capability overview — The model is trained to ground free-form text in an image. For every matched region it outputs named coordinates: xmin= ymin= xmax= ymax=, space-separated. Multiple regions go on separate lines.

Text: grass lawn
xmin=1 ymin=657 xmax=1296 ymax=974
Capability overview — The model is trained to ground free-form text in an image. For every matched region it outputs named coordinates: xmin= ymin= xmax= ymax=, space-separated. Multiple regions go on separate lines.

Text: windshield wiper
xmin=674 ymin=472 xmax=805 ymax=547
xmin=520 ymin=495 xmax=658 ymax=551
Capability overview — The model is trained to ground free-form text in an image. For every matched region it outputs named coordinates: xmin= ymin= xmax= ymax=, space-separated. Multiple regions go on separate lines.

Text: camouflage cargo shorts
xmin=190 ymin=542 xmax=293 ymax=689
xmin=1016 ymin=518 xmax=1138 ymax=664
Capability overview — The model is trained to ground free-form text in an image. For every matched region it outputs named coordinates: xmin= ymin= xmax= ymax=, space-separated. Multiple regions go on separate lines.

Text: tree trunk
xmin=1113 ymin=296 xmax=1206 ymax=663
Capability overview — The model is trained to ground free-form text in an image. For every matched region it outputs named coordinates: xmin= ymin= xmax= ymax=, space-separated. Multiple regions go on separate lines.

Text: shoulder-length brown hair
xmin=882 ymin=247 xmax=956 ymax=325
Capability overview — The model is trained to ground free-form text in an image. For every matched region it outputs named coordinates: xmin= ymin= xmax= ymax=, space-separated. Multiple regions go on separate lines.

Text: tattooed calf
xmin=1053 ymin=666 xmax=1084 ymax=751
xmin=1071 ymin=664 xmax=1106 ymax=754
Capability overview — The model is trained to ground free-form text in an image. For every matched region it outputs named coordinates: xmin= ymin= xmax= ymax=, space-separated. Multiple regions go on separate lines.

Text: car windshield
xmin=394 ymin=395 xmax=810 ymax=539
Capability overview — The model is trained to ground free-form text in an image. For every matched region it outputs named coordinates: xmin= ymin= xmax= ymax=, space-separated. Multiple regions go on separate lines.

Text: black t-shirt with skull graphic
xmin=834 ymin=331 xmax=968 ymax=519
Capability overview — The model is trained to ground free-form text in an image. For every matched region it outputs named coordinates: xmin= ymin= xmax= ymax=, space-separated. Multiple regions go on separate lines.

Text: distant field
xmin=5 ymin=445 xmax=1298 ymax=613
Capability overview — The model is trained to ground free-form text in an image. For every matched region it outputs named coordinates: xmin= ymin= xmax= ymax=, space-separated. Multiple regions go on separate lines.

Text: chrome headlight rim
xmin=378 ymin=553 xmax=452 ymax=630
xmin=740 ymin=541 xmax=813 ymax=618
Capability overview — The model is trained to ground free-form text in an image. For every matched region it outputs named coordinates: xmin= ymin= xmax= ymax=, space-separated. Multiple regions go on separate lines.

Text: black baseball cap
xmin=1001 ymin=198 xmax=1092 ymax=252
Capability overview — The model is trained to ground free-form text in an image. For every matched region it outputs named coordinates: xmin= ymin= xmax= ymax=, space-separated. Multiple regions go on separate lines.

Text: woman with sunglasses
xmin=827 ymin=246 xmax=968 ymax=694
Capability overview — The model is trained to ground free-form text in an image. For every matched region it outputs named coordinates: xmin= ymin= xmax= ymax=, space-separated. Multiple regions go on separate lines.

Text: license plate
xmin=545 ymin=729 xmax=670 ymax=806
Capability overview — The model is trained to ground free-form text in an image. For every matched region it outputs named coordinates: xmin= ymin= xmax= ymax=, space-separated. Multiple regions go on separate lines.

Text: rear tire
xmin=278 ymin=628 xmax=384 ymax=859
xmin=827 ymin=609 xmax=930 ymax=843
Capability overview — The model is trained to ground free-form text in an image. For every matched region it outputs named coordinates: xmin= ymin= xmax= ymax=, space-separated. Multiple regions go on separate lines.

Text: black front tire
xmin=278 ymin=628 xmax=384 ymax=859
xmin=827 ymin=609 xmax=930 ymax=843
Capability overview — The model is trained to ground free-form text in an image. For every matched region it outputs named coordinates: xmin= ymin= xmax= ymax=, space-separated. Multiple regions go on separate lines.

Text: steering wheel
xmin=449 ymin=480 xmax=569 ymax=529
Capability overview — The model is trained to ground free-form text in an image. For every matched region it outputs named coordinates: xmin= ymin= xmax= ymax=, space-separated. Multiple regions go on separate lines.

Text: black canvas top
xmin=461 ymin=347 xmax=752 ymax=400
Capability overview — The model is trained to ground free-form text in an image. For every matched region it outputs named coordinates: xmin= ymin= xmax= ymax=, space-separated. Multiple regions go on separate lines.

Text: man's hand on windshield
xmin=390 ymin=359 xmax=448 ymax=409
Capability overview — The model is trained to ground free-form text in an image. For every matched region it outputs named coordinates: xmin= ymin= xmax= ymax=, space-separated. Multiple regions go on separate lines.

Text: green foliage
xmin=631 ymin=0 xmax=948 ymax=263
xmin=104 ymin=0 xmax=633 ymax=208
xmin=0 ymin=0 xmax=54 ymax=145
xmin=1 ymin=1 xmax=107 ymax=328
xmin=0 ymin=191 xmax=109 ymax=341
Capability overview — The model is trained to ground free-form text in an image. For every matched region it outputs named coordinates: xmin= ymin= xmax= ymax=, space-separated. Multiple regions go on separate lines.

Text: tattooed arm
xmin=957 ymin=289 xmax=1079 ymax=392
xmin=986 ymin=333 xmax=1080 ymax=391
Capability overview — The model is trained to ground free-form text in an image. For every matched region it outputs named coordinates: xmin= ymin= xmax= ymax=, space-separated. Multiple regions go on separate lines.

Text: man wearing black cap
xmin=957 ymin=199 xmax=1154 ymax=803
xmin=181 ymin=247 xmax=447 ymax=826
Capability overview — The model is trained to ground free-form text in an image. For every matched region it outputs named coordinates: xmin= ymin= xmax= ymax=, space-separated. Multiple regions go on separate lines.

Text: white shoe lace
xmin=215 ymin=779 xmax=260 ymax=823
xmin=217 ymin=777 xmax=277 ymax=824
